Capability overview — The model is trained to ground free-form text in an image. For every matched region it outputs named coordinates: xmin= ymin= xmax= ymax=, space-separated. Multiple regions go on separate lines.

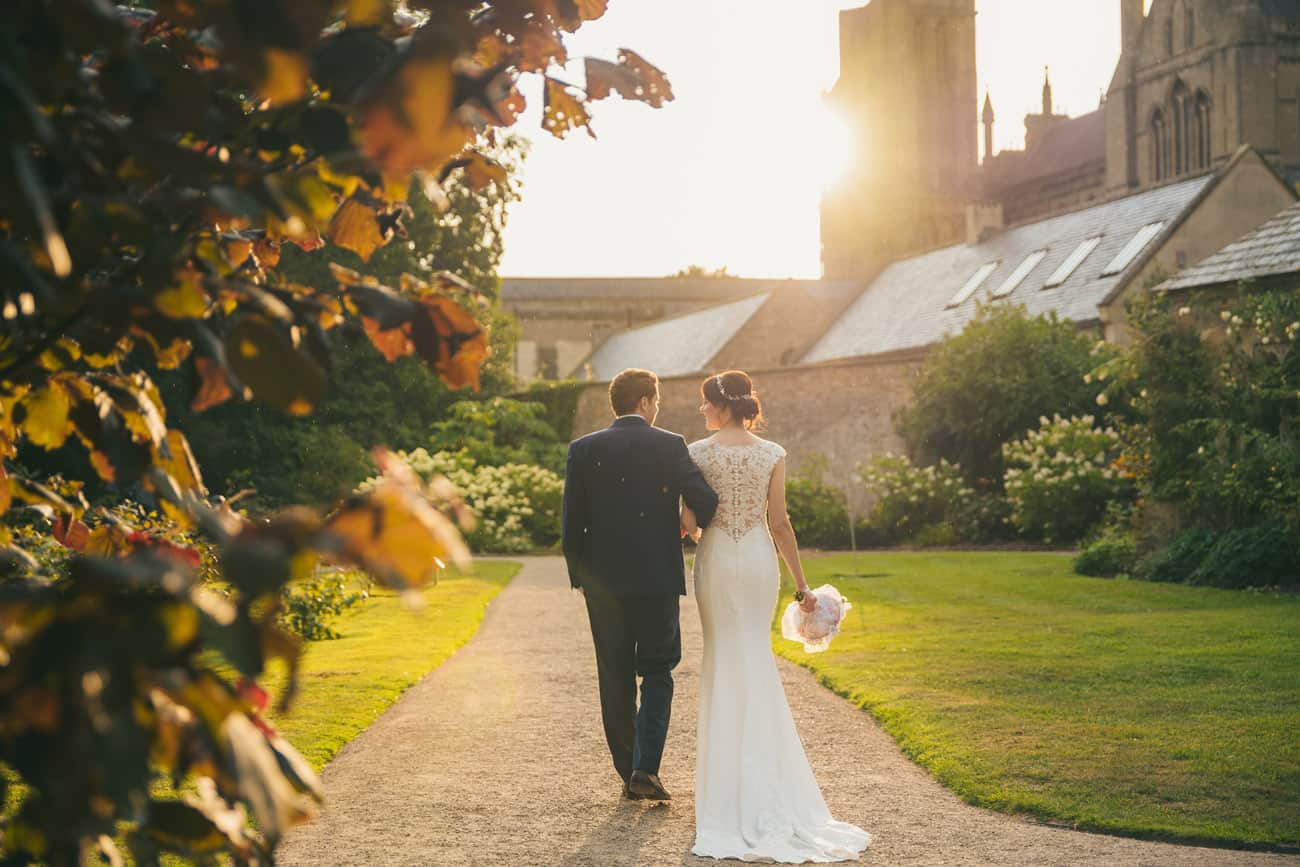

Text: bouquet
xmin=780 ymin=584 xmax=851 ymax=653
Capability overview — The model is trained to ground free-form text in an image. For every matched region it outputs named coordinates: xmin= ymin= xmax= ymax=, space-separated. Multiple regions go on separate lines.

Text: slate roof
xmin=583 ymin=293 xmax=771 ymax=381
xmin=1002 ymin=110 xmax=1106 ymax=188
xmin=500 ymin=277 xmax=820 ymax=302
xmin=1159 ymin=200 xmax=1300 ymax=292
xmin=803 ymin=173 xmax=1214 ymax=364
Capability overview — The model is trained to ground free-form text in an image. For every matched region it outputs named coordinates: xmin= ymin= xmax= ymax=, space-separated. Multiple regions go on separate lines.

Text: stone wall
xmin=571 ymin=353 xmax=926 ymax=513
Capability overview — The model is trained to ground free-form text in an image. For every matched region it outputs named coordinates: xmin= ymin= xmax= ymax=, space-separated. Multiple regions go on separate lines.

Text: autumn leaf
xmin=438 ymin=151 xmax=508 ymax=192
xmin=410 ymin=295 xmax=490 ymax=390
xmin=52 ymin=515 xmax=91 ymax=551
xmin=585 ymin=50 xmax=674 ymax=108
xmin=258 ymin=49 xmax=309 ymax=106
xmin=192 ymin=356 xmax=234 ymax=412
xmin=156 ymin=429 xmax=207 ymax=497
xmin=154 ymin=274 xmax=210 ymax=319
xmin=543 ymin=78 xmax=594 ymax=139
xmin=361 ymin=317 xmax=415 ymax=362
xmin=321 ymin=447 xmax=470 ymax=587
xmin=517 ymin=21 xmax=566 ymax=72
xmin=345 ymin=0 xmax=388 ymax=26
xmin=224 ymin=315 xmax=327 ymax=416
xmin=327 ymin=196 xmax=389 ymax=262
xmin=19 ymin=382 xmax=73 ymax=450
xmin=576 ymin=0 xmax=609 ymax=19
xmin=357 ymin=49 xmax=471 ymax=176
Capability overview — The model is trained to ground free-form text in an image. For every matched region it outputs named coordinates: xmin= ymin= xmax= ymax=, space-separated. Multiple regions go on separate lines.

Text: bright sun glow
xmin=499 ymin=1 xmax=1124 ymax=279
xmin=811 ymin=102 xmax=855 ymax=192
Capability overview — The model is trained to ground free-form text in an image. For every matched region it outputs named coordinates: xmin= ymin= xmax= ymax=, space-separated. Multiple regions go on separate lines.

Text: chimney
xmin=1121 ymin=0 xmax=1144 ymax=51
xmin=965 ymin=202 xmax=1003 ymax=245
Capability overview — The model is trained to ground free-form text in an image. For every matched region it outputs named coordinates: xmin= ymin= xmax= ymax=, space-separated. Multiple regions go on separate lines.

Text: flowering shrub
xmin=859 ymin=455 xmax=975 ymax=543
xmin=280 ymin=570 xmax=369 ymax=641
xmin=785 ymin=457 xmax=852 ymax=549
xmin=370 ymin=448 xmax=563 ymax=553
xmin=1003 ymin=415 xmax=1132 ymax=542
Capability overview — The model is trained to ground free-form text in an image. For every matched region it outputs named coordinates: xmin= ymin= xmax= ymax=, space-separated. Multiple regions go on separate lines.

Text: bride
xmin=681 ymin=370 xmax=871 ymax=863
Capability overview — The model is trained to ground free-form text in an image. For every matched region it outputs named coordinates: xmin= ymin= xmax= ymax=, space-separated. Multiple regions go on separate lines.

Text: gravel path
xmin=277 ymin=557 xmax=1299 ymax=866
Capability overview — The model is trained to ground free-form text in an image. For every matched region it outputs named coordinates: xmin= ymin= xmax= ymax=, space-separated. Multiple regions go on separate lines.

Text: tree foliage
xmin=173 ymin=138 xmax=528 ymax=510
xmin=897 ymin=304 xmax=1113 ymax=486
xmin=0 ymin=1 xmax=670 ymax=863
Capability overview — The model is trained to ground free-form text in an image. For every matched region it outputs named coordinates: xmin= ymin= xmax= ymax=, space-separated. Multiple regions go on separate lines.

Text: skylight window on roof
xmin=946 ymin=261 xmax=999 ymax=308
xmin=992 ymin=250 xmax=1047 ymax=298
xmin=1044 ymin=236 xmax=1103 ymax=288
xmin=1101 ymin=221 xmax=1166 ymax=277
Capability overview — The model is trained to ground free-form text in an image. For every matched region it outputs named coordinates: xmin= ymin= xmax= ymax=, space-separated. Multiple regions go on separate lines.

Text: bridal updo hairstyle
xmin=702 ymin=370 xmax=764 ymax=430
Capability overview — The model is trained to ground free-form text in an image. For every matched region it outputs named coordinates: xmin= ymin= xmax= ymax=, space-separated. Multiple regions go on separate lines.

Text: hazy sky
xmin=498 ymin=1 xmax=1126 ymax=279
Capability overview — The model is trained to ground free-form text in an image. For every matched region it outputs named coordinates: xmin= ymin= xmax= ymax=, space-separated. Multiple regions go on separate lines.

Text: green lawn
xmin=262 ymin=559 xmax=520 ymax=770
xmin=774 ymin=551 xmax=1300 ymax=848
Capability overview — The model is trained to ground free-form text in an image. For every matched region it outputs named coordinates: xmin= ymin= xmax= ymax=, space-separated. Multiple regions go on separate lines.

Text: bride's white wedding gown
xmin=688 ymin=437 xmax=871 ymax=863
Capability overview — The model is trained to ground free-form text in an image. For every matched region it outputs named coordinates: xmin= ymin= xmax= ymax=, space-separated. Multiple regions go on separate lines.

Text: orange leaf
xmin=357 ymin=54 xmax=472 ymax=175
xmin=52 ymin=515 xmax=91 ymax=551
xmin=543 ymin=78 xmax=594 ymax=140
xmin=322 ymin=447 xmax=470 ymax=587
xmin=361 ymin=317 xmax=414 ymax=363
xmin=439 ymin=151 xmax=508 ymax=192
xmin=192 ymin=356 xmax=233 ymax=412
xmin=517 ymin=21 xmax=566 ymax=73
xmin=411 ymin=295 xmax=490 ymax=391
xmin=576 ymin=0 xmax=608 ymax=20
xmin=586 ymin=50 xmax=674 ymax=108
xmin=327 ymin=196 xmax=389 ymax=262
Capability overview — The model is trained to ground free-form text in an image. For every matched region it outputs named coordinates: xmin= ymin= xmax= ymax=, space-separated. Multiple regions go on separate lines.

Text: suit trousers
xmin=581 ymin=580 xmax=682 ymax=780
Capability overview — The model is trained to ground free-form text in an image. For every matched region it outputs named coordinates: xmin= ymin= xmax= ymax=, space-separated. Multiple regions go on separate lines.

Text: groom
xmin=562 ymin=368 xmax=718 ymax=801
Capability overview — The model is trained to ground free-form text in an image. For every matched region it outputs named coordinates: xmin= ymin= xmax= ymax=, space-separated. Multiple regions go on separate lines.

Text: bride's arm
xmin=680 ymin=501 xmax=701 ymax=542
xmin=767 ymin=458 xmax=816 ymax=611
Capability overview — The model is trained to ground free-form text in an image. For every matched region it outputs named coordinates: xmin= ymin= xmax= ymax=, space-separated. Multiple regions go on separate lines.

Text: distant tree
xmin=671 ymin=264 xmax=734 ymax=278
xmin=898 ymin=304 xmax=1114 ymax=486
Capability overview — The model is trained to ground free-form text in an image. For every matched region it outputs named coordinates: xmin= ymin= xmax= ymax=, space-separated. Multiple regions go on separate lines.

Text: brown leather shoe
xmin=627 ymin=770 xmax=671 ymax=801
xmin=621 ymin=781 xmax=646 ymax=801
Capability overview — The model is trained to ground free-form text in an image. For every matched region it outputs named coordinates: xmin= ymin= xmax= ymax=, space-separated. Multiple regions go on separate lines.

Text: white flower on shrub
xmin=360 ymin=450 xmax=564 ymax=554
xmin=1001 ymin=415 xmax=1130 ymax=542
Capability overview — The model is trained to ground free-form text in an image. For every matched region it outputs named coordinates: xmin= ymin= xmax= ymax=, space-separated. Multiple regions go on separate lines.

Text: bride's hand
xmin=680 ymin=504 xmax=700 ymax=541
xmin=798 ymin=591 xmax=817 ymax=613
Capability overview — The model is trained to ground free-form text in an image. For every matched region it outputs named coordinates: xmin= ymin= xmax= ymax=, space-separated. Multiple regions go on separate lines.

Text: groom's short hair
xmin=609 ymin=368 xmax=659 ymax=416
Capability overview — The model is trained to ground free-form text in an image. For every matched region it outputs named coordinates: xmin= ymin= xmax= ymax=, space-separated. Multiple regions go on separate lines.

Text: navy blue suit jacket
xmin=562 ymin=416 xmax=719 ymax=597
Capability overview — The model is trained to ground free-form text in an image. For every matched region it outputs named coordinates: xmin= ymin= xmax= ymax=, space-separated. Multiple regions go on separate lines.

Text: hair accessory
xmin=715 ymin=375 xmax=746 ymax=401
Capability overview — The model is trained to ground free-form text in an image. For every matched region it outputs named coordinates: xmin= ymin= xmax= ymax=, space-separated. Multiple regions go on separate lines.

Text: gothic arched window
xmin=1185 ymin=7 xmax=1195 ymax=49
xmin=1171 ymin=81 xmax=1189 ymax=175
xmin=1152 ymin=109 xmax=1168 ymax=181
xmin=1166 ymin=17 xmax=1175 ymax=55
xmin=1194 ymin=90 xmax=1212 ymax=169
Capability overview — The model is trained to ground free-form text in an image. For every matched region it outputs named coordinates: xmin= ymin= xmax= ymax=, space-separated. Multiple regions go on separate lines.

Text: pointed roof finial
xmin=1042 ymin=65 xmax=1053 ymax=115
xmin=982 ymin=89 xmax=995 ymax=123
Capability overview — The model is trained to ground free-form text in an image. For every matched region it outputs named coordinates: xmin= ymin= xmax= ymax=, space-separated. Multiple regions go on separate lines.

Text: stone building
xmin=822 ymin=0 xmax=1300 ymax=280
xmin=821 ymin=0 xmax=979 ymax=280
xmin=566 ymin=147 xmax=1295 ymax=504
xmin=507 ymin=0 xmax=1300 ymax=499
xmin=501 ymin=277 xmax=829 ymax=381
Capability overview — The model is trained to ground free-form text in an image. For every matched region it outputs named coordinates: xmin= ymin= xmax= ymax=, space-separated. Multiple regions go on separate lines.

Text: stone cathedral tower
xmin=820 ymin=0 xmax=978 ymax=280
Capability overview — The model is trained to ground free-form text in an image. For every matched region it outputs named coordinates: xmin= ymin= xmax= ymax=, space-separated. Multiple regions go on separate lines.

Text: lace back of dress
xmin=689 ymin=439 xmax=785 ymax=542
